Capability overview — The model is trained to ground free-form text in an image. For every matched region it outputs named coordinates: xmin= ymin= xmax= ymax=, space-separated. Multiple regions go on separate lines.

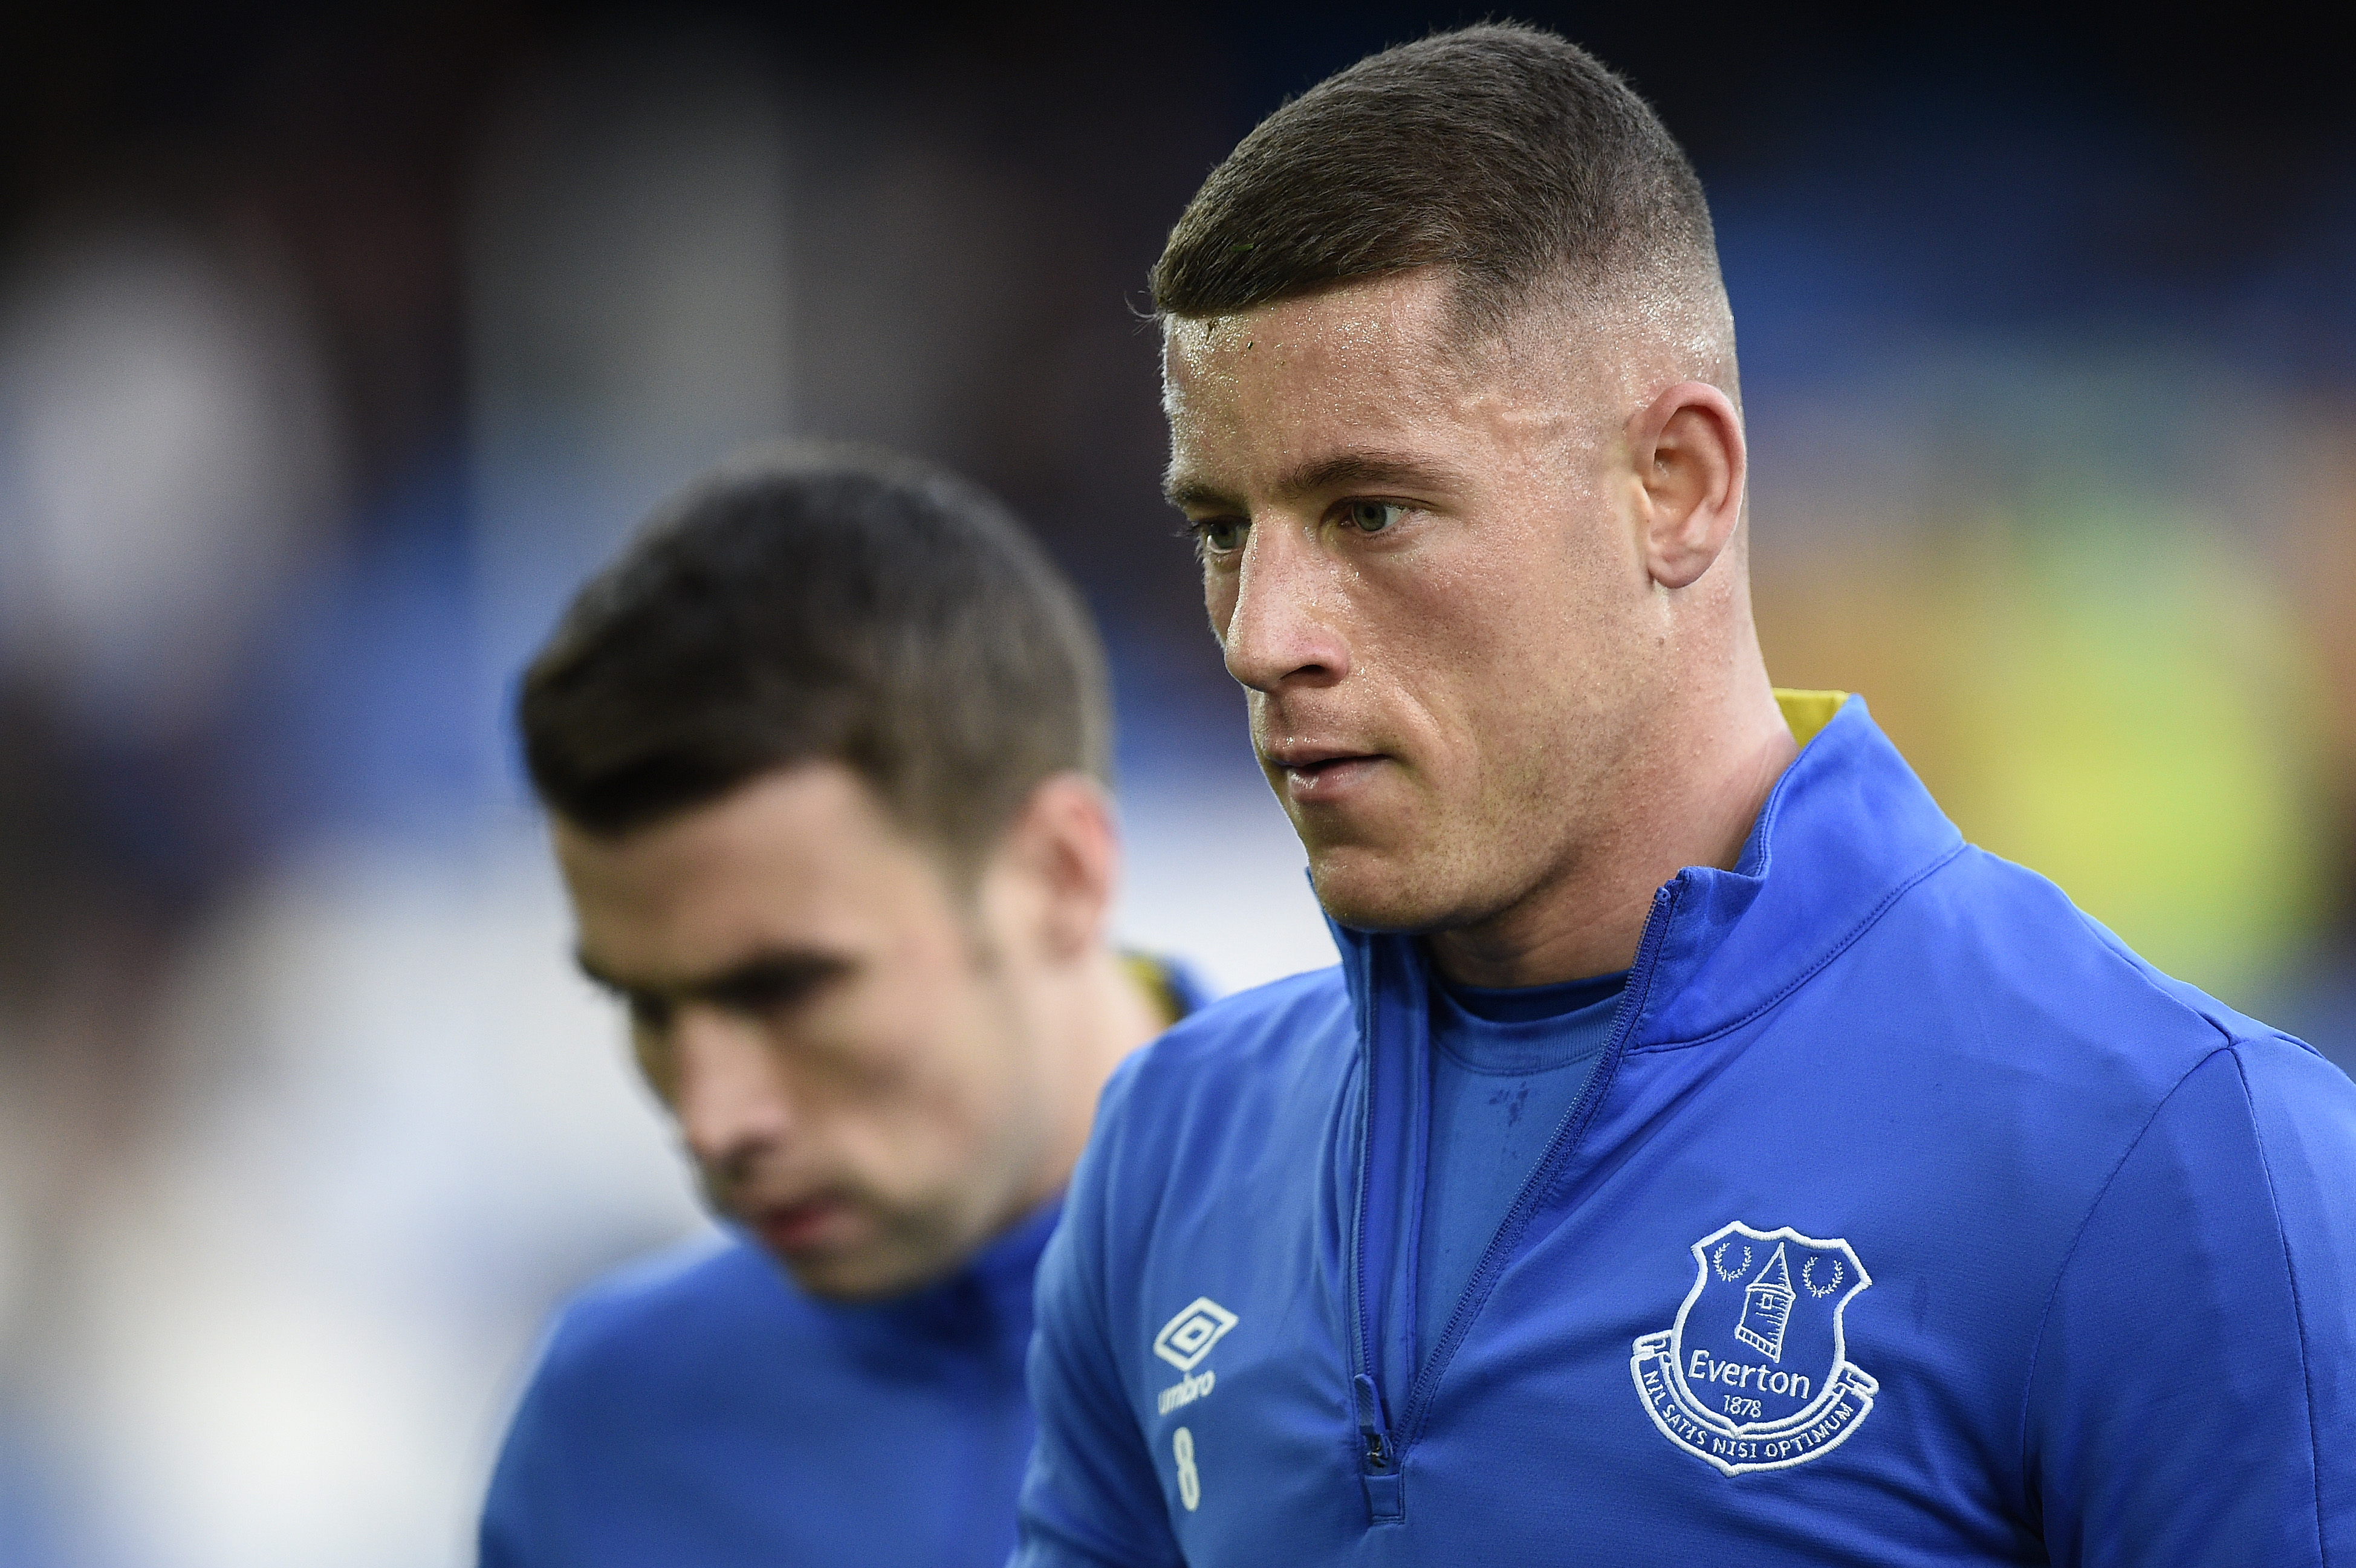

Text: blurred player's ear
xmin=1627 ymin=381 xmax=1746 ymax=591
xmin=985 ymin=772 xmax=1121 ymax=962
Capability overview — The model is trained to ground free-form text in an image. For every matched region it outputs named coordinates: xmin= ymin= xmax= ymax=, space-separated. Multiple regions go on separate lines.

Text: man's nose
xmin=666 ymin=1008 xmax=792 ymax=1171
xmin=1218 ymin=523 xmax=1352 ymax=694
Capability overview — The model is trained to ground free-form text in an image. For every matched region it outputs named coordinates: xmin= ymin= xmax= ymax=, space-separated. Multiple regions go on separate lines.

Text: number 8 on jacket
xmin=1172 ymin=1428 xmax=1201 ymax=1512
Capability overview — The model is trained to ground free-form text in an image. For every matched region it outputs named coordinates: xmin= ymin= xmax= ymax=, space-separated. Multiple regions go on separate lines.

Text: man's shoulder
xmin=1109 ymin=964 xmax=1352 ymax=1103
xmin=1860 ymin=843 xmax=2354 ymax=1145
xmin=1898 ymin=844 xmax=2308 ymax=1054
xmin=1086 ymin=964 xmax=1354 ymax=1171
xmin=1152 ymin=962 xmax=1351 ymax=1055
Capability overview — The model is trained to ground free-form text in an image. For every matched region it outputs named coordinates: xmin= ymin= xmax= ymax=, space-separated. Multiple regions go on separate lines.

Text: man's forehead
xmin=1162 ymin=273 xmax=1460 ymax=378
xmin=553 ymin=763 xmax=883 ymax=884
xmin=1159 ymin=282 xmax=1598 ymax=512
xmin=553 ymin=763 xmax=943 ymax=982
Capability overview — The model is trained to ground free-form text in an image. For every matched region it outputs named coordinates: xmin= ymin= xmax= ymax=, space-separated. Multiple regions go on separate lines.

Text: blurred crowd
xmin=1 ymin=7 xmax=2349 ymax=1564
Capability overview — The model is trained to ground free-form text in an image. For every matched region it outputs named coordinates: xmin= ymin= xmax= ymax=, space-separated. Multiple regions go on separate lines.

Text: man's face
xmin=1164 ymin=271 xmax=1658 ymax=935
xmin=553 ymin=764 xmax=1051 ymax=1301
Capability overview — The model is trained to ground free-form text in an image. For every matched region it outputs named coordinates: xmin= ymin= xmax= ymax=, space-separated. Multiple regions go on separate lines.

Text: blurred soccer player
xmin=1015 ymin=25 xmax=2356 ymax=1566
xmin=481 ymin=445 xmax=1195 ymax=1566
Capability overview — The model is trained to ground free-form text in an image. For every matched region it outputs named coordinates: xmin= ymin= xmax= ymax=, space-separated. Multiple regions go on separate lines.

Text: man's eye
xmin=1343 ymin=501 xmax=1406 ymax=534
xmin=1193 ymin=517 xmax=1248 ymax=555
xmin=707 ymin=959 xmax=849 ymax=1018
xmin=626 ymin=993 xmax=673 ymax=1032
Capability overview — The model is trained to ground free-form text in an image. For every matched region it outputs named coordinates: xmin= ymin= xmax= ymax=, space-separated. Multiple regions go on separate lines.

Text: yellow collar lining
xmin=1773 ymin=688 xmax=1849 ymax=750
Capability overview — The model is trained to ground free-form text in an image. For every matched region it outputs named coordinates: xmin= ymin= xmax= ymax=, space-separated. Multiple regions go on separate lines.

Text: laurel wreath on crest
xmin=1711 ymin=1240 xmax=1752 ymax=1281
xmin=1802 ymin=1255 xmax=1845 ymax=1298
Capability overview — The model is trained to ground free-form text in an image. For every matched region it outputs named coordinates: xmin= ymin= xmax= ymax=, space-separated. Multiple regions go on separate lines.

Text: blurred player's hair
xmin=1152 ymin=24 xmax=1731 ymax=378
xmin=518 ymin=442 xmax=1110 ymax=868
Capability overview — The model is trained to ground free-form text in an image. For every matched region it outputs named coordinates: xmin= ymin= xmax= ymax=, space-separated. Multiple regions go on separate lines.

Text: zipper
xmin=1346 ymin=878 xmax=1685 ymax=1521
xmin=1346 ymin=935 xmax=1418 ymax=1523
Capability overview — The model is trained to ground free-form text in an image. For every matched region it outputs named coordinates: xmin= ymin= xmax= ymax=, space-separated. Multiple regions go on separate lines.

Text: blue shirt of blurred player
xmin=481 ymin=445 xmax=1184 ymax=1566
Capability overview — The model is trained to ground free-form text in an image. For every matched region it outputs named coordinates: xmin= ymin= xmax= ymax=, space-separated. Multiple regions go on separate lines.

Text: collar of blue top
xmin=1332 ymin=690 xmax=1956 ymax=1058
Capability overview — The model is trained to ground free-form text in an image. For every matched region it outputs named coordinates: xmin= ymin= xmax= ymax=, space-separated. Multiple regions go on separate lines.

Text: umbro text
xmin=1157 ymin=1369 xmax=1216 ymax=1415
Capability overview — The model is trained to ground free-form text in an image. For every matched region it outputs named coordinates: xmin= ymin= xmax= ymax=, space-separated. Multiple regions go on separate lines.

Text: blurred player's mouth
xmin=1264 ymin=744 xmax=1388 ymax=804
xmin=750 ymin=1193 xmax=862 ymax=1256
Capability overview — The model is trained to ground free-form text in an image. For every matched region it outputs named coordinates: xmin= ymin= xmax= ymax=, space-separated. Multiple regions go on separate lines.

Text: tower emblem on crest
xmin=1630 ymin=1221 xmax=1877 ymax=1476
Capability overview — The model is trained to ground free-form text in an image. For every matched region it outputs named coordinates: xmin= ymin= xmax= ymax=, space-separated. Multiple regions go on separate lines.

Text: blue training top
xmin=1015 ymin=693 xmax=2356 ymax=1567
xmin=481 ymin=960 xmax=1204 ymax=1567
xmin=481 ymin=1207 xmax=1050 ymax=1567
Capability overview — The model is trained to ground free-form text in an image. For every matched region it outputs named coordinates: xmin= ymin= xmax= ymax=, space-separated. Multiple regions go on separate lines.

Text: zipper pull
xmin=1352 ymin=1371 xmax=1406 ymax=1522
xmin=1352 ymin=1372 xmax=1394 ymax=1470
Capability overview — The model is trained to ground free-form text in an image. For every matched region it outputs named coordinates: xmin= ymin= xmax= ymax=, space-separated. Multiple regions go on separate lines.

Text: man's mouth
xmin=1263 ymin=744 xmax=1388 ymax=803
xmin=748 ymin=1193 xmax=859 ymax=1255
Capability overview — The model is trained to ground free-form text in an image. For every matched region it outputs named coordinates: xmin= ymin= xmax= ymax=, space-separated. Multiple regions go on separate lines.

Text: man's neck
xmin=1009 ymin=947 xmax=1168 ymax=1213
xmin=1427 ymin=676 xmax=1799 ymax=990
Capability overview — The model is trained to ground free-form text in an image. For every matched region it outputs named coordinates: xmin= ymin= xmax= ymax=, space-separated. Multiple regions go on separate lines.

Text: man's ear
xmin=989 ymin=773 xmax=1121 ymax=962
xmin=1626 ymin=381 xmax=1746 ymax=591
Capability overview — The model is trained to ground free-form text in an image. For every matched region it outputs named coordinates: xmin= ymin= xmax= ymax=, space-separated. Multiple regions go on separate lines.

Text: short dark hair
xmin=1152 ymin=24 xmax=1722 ymax=339
xmin=517 ymin=443 xmax=1111 ymax=864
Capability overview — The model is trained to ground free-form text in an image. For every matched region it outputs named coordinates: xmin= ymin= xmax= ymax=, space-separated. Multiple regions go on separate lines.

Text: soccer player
xmin=1015 ymin=26 xmax=2356 ymax=1566
xmin=480 ymin=445 xmax=1196 ymax=1565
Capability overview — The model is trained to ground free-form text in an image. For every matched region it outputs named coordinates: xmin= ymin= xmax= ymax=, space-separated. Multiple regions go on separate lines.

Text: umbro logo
xmin=1152 ymin=1297 xmax=1236 ymax=1416
xmin=1152 ymin=1296 xmax=1238 ymax=1373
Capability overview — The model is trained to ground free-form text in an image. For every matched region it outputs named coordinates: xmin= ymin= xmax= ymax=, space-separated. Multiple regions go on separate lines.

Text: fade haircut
xmin=518 ymin=442 xmax=1111 ymax=870
xmin=1152 ymin=24 xmax=1731 ymax=377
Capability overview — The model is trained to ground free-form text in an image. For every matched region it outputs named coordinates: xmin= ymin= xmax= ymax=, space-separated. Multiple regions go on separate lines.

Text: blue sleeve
xmin=2025 ymin=1039 xmax=2356 ymax=1566
xmin=1012 ymin=1071 xmax=1184 ymax=1568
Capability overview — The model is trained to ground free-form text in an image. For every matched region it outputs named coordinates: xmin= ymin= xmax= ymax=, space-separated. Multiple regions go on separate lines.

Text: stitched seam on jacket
xmin=2229 ymin=1045 xmax=2331 ymax=1566
xmin=2011 ymin=1040 xmax=2235 ymax=1543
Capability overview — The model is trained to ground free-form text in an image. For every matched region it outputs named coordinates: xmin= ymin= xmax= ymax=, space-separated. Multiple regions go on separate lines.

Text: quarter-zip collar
xmin=1335 ymin=695 xmax=1956 ymax=1042
xmin=1330 ymin=695 xmax=1965 ymax=1523
xmin=1628 ymin=695 xmax=1964 ymax=1051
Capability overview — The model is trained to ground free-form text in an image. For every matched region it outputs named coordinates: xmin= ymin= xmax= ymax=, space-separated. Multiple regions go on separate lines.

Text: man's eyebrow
xmin=1274 ymin=450 xmax=1464 ymax=502
xmin=1163 ymin=467 xmax=1238 ymax=514
xmin=572 ymin=948 xmax=851 ymax=1005
xmin=696 ymin=953 xmax=853 ymax=1011
xmin=1164 ymin=449 xmax=1467 ymax=513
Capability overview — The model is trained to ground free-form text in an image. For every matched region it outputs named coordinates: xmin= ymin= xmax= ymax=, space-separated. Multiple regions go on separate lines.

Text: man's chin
xmin=729 ymin=1195 xmax=890 ymax=1298
xmin=768 ymin=1239 xmax=938 ymax=1303
xmin=1306 ymin=849 xmax=1461 ymax=935
xmin=750 ymin=1210 xmax=970 ymax=1303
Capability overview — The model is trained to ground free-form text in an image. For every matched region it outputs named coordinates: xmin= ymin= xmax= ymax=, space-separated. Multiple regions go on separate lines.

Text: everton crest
xmin=1630 ymin=1221 xmax=1877 ymax=1475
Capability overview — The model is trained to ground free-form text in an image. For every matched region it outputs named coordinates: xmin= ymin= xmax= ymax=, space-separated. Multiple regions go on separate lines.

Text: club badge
xmin=1630 ymin=1221 xmax=1876 ymax=1475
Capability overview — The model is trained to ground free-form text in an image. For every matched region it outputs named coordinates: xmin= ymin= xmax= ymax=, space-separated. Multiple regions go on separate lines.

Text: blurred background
xmin=0 ymin=4 xmax=2348 ymax=1561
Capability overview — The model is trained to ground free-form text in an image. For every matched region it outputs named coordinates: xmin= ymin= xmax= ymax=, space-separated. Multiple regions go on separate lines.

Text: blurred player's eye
xmin=1343 ymin=500 xmax=1406 ymax=534
xmin=707 ymin=957 xmax=850 ymax=1018
xmin=626 ymin=992 xmax=673 ymax=1032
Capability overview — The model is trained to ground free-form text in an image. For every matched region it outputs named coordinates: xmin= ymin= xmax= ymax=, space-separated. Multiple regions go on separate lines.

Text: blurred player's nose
xmin=1221 ymin=525 xmax=1351 ymax=694
xmin=667 ymin=1007 xmax=793 ymax=1168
